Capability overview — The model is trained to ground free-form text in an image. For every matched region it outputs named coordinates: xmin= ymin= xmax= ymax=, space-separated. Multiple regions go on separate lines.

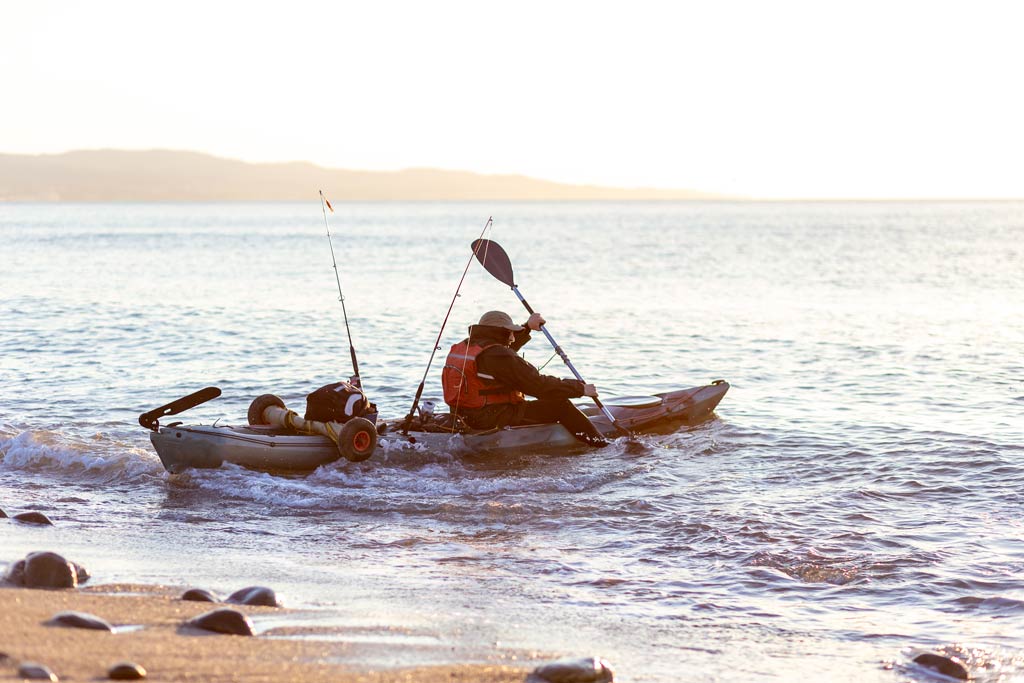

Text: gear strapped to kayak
xmin=304 ymin=381 xmax=376 ymax=424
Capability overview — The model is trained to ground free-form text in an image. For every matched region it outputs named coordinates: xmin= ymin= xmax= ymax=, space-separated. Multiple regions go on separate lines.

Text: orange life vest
xmin=442 ymin=340 xmax=525 ymax=411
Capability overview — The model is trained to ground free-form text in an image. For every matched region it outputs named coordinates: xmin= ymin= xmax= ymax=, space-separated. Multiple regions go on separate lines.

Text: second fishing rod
xmin=319 ymin=189 xmax=361 ymax=387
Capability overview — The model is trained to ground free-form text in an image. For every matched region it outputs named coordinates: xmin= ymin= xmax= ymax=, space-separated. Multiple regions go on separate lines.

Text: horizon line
xmin=3 ymin=148 xmax=1022 ymax=201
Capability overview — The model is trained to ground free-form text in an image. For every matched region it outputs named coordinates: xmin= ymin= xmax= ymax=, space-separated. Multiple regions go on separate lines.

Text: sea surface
xmin=1 ymin=201 xmax=1022 ymax=681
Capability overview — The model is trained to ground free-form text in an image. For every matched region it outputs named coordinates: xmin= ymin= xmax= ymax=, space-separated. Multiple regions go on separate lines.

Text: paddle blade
xmin=139 ymin=386 xmax=221 ymax=431
xmin=471 ymin=238 xmax=515 ymax=287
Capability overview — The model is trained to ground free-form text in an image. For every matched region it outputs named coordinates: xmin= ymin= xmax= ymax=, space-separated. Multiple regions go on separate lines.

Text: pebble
xmin=12 ymin=511 xmax=53 ymax=525
xmin=181 ymin=588 xmax=219 ymax=602
xmin=185 ymin=608 xmax=255 ymax=636
xmin=46 ymin=610 xmax=114 ymax=631
xmin=913 ymin=653 xmax=969 ymax=680
xmin=226 ymin=586 xmax=280 ymax=607
xmin=108 ymin=662 xmax=147 ymax=680
xmin=17 ymin=662 xmax=59 ymax=681
xmin=528 ymin=656 xmax=615 ymax=683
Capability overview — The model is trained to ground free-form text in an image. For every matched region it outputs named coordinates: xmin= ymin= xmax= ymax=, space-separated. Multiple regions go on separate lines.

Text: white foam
xmin=177 ymin=464 xmax=332 ymax=508
xmin=0 ymin=430 xmax=164 ymax=482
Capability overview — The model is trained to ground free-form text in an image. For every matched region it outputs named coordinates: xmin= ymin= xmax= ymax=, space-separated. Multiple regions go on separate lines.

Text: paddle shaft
xmin=510 ymin=286 xmax=626 ymax=433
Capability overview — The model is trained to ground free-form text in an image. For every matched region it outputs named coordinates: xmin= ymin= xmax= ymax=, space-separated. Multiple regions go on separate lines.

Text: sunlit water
xmin=1 ymin=201 xmax=1022 ymax=681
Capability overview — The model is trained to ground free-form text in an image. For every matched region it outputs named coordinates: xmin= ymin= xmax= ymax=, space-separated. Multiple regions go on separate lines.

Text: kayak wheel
xmin=338 ymin=417 xmax=377 ymax=462
xmin=247 ymin=394 xmax=286 ymax=425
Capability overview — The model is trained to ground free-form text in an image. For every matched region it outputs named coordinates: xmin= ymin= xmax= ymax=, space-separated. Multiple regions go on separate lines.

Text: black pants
xmin=463 ymin=399 xmax=608 ymax=446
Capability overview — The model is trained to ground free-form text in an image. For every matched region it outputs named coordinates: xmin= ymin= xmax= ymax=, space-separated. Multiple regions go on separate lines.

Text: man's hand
xmin=526 ymin=312 xmax=546 ymax=331
xmin=582 ymin=383 xmax=599 ymax=398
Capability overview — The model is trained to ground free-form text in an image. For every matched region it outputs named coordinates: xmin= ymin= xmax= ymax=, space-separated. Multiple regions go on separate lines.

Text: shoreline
xmin=0 ymin=583 xmax=529 ymax=682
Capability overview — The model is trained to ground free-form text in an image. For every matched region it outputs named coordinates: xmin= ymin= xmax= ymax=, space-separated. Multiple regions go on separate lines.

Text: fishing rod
xmin=319 ymin=190 xmax=361 ymax=386
xmin=401 ymin=216 xmax=494 ymax=435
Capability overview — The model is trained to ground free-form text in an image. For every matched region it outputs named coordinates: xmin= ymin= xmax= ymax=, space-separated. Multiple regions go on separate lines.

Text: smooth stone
xmin=4 ymin=552 xmax=90 ymax=588
xmin=913 ymin=653 xmax=969 ymax=680
xmin=529 ymin=657 xmax=615 ymax=683
xmin=226 ymin=586 xmax=280 ymax=607
xmin=13 ymin=511 xmax=53 ymax=525
xmin=108 ymin=662 xmax=147 ymax=680
xmin=17 ymin=662 xmax=59 ymax=681
xmin=21 ymin=552 xmax=77 ymax=588
xmin=181 ymin=588 xmax=219 ymax=602
xmin=185 ymin=608 xmax=255 ymax=636
xmin=46 ymin=610 xmax=114 ymax=631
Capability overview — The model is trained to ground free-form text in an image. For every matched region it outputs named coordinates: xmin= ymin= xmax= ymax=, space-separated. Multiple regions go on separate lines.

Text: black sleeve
xmin=510 ymin=327 xmax=532 ymax=352
xmin=477 ymin=346 xmax=585 ymax=400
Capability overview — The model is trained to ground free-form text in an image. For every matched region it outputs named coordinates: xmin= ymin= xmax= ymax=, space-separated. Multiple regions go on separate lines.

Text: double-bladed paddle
xmin=470 ymin=238 xmax=631 ymax=438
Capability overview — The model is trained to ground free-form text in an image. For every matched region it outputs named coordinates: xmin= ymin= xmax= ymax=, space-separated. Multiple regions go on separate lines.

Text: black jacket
xmin=469 ymin=325 xmax=585 ymax=401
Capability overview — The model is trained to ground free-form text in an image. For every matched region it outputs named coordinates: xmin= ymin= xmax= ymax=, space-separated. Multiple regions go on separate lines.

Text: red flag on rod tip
xmin=325 ymin=198 xmax=334 ymax=212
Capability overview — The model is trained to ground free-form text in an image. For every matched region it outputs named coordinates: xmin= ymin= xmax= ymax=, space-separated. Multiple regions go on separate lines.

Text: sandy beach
xmin=0 ymin=584 xmax=529 ymax=682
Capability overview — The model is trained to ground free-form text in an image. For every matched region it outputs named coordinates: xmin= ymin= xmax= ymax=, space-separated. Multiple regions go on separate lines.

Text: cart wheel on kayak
xmin=338 ymin=417 xmax=377 ymax=462
xmin=247 ymin=394 xmax=286 ymax=425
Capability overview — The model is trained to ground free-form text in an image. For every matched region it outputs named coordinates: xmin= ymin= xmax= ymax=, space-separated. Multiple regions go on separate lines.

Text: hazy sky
xmin=3 ymin=1 xmax=1022 ymax=198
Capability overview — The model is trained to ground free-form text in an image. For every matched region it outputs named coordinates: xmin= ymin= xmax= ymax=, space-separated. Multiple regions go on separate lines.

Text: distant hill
xmin=0 ymin=149 xmax=722 ymax=201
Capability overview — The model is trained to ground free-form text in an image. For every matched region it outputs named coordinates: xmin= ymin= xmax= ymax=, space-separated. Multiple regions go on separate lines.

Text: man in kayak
xmin=442 ymin=310 xmax=609 ymax=447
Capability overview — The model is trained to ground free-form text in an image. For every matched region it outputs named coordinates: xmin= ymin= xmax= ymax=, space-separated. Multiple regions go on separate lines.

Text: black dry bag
xmin=304 ymin=381 xmax=368 ymax=423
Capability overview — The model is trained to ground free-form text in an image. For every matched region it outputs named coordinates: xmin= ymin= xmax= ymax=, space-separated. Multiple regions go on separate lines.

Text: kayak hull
xmin=150 ymin=381 xmax=729 ymax=474
xmin=151 ymin=426 xmax=340 ymax=474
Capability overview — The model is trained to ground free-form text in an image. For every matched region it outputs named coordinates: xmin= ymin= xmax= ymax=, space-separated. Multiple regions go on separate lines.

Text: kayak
xmin=143 ymin=381 xmax=729 ymax=474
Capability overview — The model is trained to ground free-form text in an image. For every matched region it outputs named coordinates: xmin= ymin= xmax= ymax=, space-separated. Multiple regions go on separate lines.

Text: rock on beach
xmin=13 ymin=511 xmax=54 ymax=525
xmin=528 ymin=656 xmax=615 ymax=683
xmin=5 ymin=552 xmax=89 ymax=589
xmin=185 ymin=608 xmax=255 ymax=636
xmin=17 ymin=662 xmax=59 ymax=681
xmin=46 ymin=610 xmax=114 ymax=631
xmin=108 ymin=661 xmax=147 ymax=680
xmin=913 ymin=653 xmax=969 ymax=680
xmin=181 ymin=588 xmax=219 ymax=602
xmin=226 ymin=586 xmax=280 ymax=607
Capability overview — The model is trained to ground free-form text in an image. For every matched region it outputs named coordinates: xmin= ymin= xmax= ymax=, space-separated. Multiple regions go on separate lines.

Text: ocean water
xmin=1 ymin=201 xmax=1022 ymax=681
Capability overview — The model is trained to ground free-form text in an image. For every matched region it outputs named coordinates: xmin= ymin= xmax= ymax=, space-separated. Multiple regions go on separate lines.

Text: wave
xmin=0 ymin=429 xmax=164 ymax=483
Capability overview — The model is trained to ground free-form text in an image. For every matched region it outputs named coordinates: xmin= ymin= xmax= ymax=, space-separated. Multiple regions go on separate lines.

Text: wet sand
xmin=0 ymin=584 xmax=528 ymax=682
